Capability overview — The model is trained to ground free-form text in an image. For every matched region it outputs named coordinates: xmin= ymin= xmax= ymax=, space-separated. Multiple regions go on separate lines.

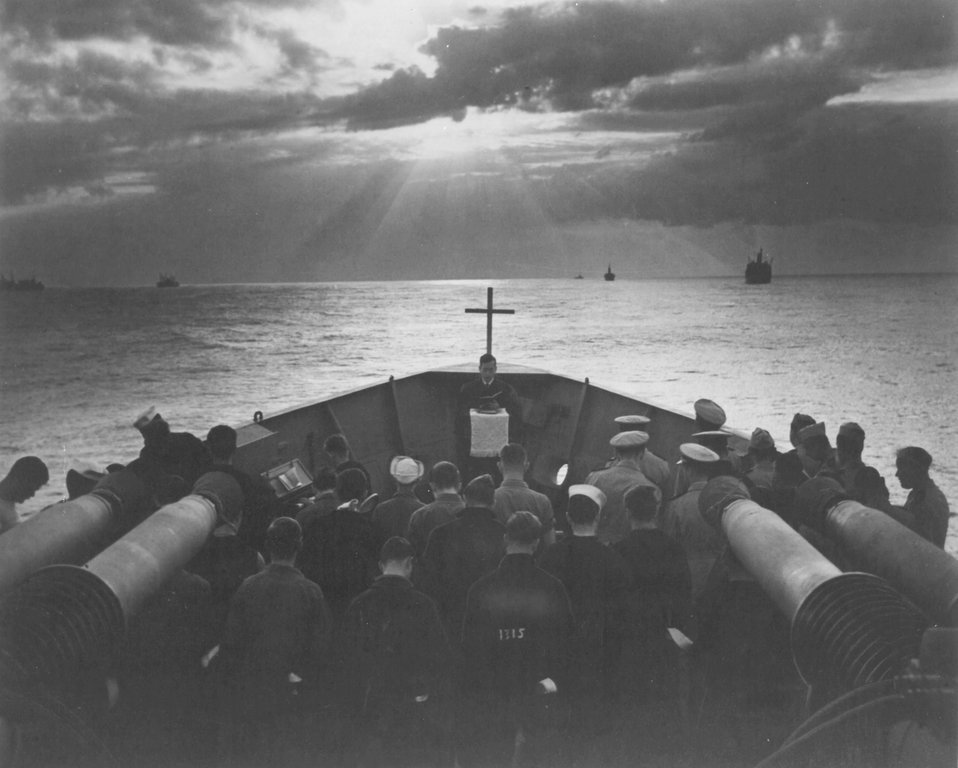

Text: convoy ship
xmin=156 ymin=273 xmax=180 ymax=288
xmin=0 ymin=274 xmax=44 ymax=291
xmin=0 ymin=289 xmax=954 ymax=768
xmin=604 ymin=264 xmax=616 ymax=281
xmin=745 ymin=249 xmax=772 ymax=284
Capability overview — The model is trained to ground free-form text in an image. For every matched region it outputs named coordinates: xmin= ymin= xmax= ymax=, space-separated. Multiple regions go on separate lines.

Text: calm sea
xmin=1 ymin=274 xmax=956 ymax=552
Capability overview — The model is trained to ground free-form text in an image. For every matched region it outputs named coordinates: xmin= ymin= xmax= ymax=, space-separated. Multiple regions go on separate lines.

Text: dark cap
xmin=380 ymin=536 xmax=415 ymax=562
xmin=266 ymin=516 xmax=302 ymax=545
xmin=505 ymin=510 xmax=542 ymax=544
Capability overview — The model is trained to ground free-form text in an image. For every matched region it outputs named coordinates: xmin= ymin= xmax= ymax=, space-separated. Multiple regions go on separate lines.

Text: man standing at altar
xmin=456 ymin=353 xmax=522 ymax=481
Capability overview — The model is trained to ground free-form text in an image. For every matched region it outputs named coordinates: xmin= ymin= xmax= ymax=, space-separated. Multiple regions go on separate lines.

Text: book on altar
xmin=470 ymin=408 xmax=509 ymax=457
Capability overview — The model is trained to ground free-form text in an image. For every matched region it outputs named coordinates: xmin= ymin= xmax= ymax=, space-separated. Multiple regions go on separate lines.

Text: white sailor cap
xmin=614 ymin=414 xmax=651 ymax=428
xmin=568 ymin=484 xmax=607 ymax=510
xmin=693 ymin=399 xmax=726 ymax=427
xmin=678 ymin=443 xmax=721 ymax=464
xmin=610 ymin=431 xmax=650 ymax=449
xmin=133 ymin=406 xmax=158 ymax=430
xmin=390 ymin=455 xmax=424 ymax=484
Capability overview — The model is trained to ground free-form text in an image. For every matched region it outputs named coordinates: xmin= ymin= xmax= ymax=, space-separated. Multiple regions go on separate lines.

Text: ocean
xmin=1 ymin=274 xmax=956 ymax=553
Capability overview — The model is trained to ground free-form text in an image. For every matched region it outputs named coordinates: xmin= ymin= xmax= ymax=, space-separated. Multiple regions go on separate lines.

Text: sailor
xmin=128 ymin=407 xmax=210 ymax=504
xmin=217 ymin=517 xmax=331 ymax=764
xmin=796 ymin=421 xmax=839 ymax=479
xmin=459 ymin=512 xmax=573 ymax=768
xmin=295 ymin=467 xmax=339 ymax=529
xmin=455 ymin=353 xmax=522 ymax=481
xmin=493 ymin=443 xmax=556 ymax=547
xmin=893 ymin=446 xmax=951 ymax=548
xmin=671 ymin=429 xmax=739 ymax=500
xmin=298 ymin=468 xmax=379 ymax=619
xmin=323 ymin=433 xmax=372 ymax=490
xmin=602 ymin=415 xmax=671 ymax=497
xmin=340 ymin=537 xmax=452 ymax=768
xmin=370 ymin=456 xmax=425 ymax=550
xmin=660 ymin=443 xmax=723 ymax=609
xmin=206 ymin=424 xmax=279 ymax=553
xmin=668 ymin=399 xmax=728 ymax=499
xmin=612 ymin=484 xmax=692 ymax=755
xmin=744 ymin=428 xmax=778 ymax=490
xmin=833 ymin=422 xmax=891 ymax=511
xmin=585 ymin=431 xmax=660 ymax=545
xmin=0 ymin=455 xmax=49 ymax=533
xmin=420 ymin=474 xmax=506 ymax=639
xmin=405 ymin=461 xmax=464 ymax=557
xmin=65 ymin=463 xmax=105 ymax=500
xmin=539 ymin=484 xmax=629 ymax=750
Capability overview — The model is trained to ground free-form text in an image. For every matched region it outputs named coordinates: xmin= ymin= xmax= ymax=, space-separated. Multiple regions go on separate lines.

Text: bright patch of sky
xmin=829 ymin=67 xmax=958 ymax=105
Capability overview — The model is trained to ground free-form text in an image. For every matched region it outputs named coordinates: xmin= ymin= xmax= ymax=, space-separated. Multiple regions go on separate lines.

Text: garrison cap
xmin=749 ymin=428 xmax=776 ymax=451
xmin=568 ymin=484 xmax=607 ymax=511
xmin=838 ymin=422 xmax=865 ymax=441
xmin=679 ymin=443 xmax=721 ymax=464
xmin=798 ymin=422 xmax=827 ymax=443
xmin=693 ymin=399 xmax=726 ymax=428
xmin=610 ymin=431 xmax=649 ymax=449
xmin=614 ymin=415 xmax=651 ymax=430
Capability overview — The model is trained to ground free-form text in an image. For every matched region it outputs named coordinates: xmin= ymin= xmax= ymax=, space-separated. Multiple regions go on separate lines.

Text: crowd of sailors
xmin=0 ymin=362 xmax=953 ymax=768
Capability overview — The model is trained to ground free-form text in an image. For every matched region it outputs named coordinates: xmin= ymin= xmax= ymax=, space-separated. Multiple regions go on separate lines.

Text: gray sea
xmin=1 ymin=274 xmax=956 ymax=552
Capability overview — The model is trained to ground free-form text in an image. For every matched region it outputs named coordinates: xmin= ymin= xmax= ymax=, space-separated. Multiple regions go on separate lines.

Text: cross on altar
xmin=465 ymin=287 xmax=515 ymax=355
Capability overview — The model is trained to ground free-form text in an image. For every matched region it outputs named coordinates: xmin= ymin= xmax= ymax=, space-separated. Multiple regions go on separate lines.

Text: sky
xmin=0 ymin=0 xmax=956 ymax=284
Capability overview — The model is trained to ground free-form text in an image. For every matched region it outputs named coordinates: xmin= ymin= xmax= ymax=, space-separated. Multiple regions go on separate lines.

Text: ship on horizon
xmin=156 ymin=273 xmax=180 ymax=288
xmin=746 ymin=248 xmax=772 ymax=284
xmin=604 ymin=263 xmax=616 ymax=281
xmin=0 ymin=273 xmax=44 ymax=291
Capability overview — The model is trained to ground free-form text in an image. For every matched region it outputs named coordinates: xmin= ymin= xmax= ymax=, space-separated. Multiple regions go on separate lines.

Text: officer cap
xmin=693 ymin=399 xmax=726 ymax=428
xmin=610 ymin=431 xmax=649 ymax=449
xmin=678 ymin=443 xmax=721 ymax=464
xmin=614 ymin=415 xmax=651 ymax=430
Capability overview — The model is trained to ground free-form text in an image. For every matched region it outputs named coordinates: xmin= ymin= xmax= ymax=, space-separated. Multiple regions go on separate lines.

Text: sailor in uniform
xmin=668 ymin=399 xmax=728 ymax=500
xmin=586 ymin=431 xmax=660 ymax=545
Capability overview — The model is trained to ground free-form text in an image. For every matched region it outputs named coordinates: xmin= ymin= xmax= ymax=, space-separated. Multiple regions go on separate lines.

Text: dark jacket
xmin=420 ymin=506 xmax=506 ymax=635
xmin=613 ymin=528 xmax=692 ymax=638
xmin=461 ymin=553 xmax=573 ymax=702
xmin=539 ymin=535 xmax=630 ymax=680
xmin=299 ymin=505 xmax=379 ymax=619
xmin=370 ymin=488 xmax=424 ymax=550
xmin=340 ymin=574 xmax=450 ymax=711
xmin=209 ymin=463 xmax=279 ymax=553
xmin=186 ymin=533 xmax=263 ymax=636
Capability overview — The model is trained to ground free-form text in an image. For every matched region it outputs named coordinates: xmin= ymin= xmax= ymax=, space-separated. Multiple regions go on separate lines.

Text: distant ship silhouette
xmin=604 ymin=264 xmax=616 ymax=281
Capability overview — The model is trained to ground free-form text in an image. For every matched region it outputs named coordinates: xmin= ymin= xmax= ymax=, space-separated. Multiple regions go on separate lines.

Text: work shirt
xmin=370 ymin=487 xmax=424 ymax=550
xmin=586 ymin=459 xmax=659 ymax=545
xmin=493 ymin=478 xmax=555 ymax=532
xmin=639 ymin=450 xmax=672 ymax=498
xmin=406 ymin=492 xmax=464 ymax=556
xmin=340 ymin=574 xmax=450 ymax=710
xmin=461 ymin=553 xmax=573 ymax=703
xmin=905 ymin=479 xmax=951 ymax=549
xmin=220 ymin=563 xmax=331 ymax=695
xmin=661 ymin=480 xmax=725 ymax=601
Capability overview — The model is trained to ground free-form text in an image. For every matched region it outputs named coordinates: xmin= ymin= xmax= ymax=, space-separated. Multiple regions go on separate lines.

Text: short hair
xmin=429 ymin=461 xmax=460 ymax=490
xmin=464 ymin=474 xmax=495 ymax=506
xmin=267 ymin=517 xmax=302 ymax=559
xmin=9 ymin=456 xmax=49 ymax=489
xmin=380 ymin=536 xmax=415 ymax=563
xmin=323 ymin=433 xmax=349 ymax=455
xmin=479 ymin=353 xmax=496 ymax=365
xmin=624 ymin=485 xmax=659 ymax=521
xmin=313 ymin=466 xmax=337 ymax=492
xmin=897 ymin=446 xmax=932 ymax=472
xmin=505 ymin=511 xmax=542 ymax=544
xmin=336 ymin=467 xmax=368 ymax=502
xmin=567 ymin=494 xmax=600 ymax=525
xmin=206 ymin=425 xmax=237 ymax=461
xmin=499 ymin=443 xmax=526 ymax=467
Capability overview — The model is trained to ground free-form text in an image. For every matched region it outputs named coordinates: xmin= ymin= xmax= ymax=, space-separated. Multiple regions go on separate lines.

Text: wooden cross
xmin=465 ymin=287 xmax=515 ymax=355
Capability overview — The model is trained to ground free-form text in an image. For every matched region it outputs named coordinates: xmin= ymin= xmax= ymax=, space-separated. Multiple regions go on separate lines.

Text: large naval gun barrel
xmin=0 ymin=469 xmax=149 ymax=596
xmin=796 ymin=477 xmax=958 ymax=626
xmin=0 ymin=471 xmax=242 ymax=697
xmin=699 ymin=478 xmax=928 ymax=691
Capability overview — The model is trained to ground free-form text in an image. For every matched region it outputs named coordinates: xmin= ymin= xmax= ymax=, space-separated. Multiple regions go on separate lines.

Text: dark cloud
xmin=344 ymin=0 xmax=956 ymax=125
xmin=1 ymin=0 xmax=324 ymax=48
